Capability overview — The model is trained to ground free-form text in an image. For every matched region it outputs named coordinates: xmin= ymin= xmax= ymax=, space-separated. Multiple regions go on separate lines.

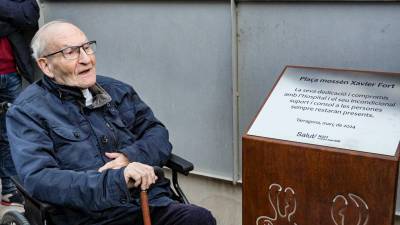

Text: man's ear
xmin=37 ymin=58 xmax=54 ymax=78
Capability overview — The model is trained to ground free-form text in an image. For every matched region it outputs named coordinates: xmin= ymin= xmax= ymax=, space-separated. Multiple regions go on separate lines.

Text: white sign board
xmin=248 ymin=66 xmax=400 ymax=156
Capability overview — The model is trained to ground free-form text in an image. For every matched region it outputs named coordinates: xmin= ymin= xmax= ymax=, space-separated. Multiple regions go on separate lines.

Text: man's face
xmin=40 ymin=24 xmax=96 ymax=89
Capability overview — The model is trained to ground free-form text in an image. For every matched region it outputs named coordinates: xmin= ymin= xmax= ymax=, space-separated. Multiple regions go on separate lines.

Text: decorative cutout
xmin=256 ymin=183 xmax=298 ymax=225
xmin=331 ymin=193 xmax=369 ymax=225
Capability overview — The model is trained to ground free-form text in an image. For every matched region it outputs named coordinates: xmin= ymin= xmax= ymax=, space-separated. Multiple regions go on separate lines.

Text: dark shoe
xmin=1 ymin=191 xmax=24 ymax=207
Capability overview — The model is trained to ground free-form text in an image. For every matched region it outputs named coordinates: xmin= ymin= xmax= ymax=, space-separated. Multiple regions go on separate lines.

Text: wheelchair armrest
xmin=165 ymin=153 xmax=193 ymax=176
xmin=10 ymin=176 xmax=56 ymax=213
xmin=164 ymin=153 xmax=193 ymax=204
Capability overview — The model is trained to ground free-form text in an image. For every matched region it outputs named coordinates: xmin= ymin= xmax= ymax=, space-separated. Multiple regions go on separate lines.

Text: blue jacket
xmin=6 ymin=75 xmax=174 ymax=225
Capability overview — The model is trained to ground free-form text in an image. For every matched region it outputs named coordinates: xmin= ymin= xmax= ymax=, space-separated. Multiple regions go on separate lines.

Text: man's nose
xmin=78 ymin=47 xmax=91 ymax=63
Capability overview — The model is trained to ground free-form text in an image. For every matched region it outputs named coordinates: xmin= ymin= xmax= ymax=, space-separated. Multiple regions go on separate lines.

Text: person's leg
xmin=151 ymin=203 xmax=216 ymax=225
xmin=107 ymin=203 xmax=216 ymax=225
xmin=0 ymin=72 xmax=23 ymax=206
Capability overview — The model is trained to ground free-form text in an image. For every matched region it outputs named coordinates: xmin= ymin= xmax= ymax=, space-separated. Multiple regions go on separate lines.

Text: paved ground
xmin=0 ymin=205 xmax=399 ymax=225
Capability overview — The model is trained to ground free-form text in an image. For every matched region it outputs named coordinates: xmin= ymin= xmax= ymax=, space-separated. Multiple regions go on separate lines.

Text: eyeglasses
xmin=42 ymin=40 xmax=97 ymax=60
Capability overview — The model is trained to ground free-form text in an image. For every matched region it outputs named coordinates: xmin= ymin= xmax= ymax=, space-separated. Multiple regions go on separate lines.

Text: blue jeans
xmin=0 ymin=72 xmax=21 ymax=194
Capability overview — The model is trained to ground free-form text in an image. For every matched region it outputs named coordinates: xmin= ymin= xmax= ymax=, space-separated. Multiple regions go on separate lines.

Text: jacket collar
xmin=41 ymin=76 xmax=112 ymax=109
xmin=88 ymin=82 xmax=112 ymax=109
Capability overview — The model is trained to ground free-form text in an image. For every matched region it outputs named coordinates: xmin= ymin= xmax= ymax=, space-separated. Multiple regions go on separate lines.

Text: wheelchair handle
xmin=0 ymin=102 xmax=10 ymax=115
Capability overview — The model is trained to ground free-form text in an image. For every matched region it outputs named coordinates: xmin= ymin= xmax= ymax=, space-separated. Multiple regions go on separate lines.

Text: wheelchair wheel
xmin=1 ymin=210 xmax=30 ymax=225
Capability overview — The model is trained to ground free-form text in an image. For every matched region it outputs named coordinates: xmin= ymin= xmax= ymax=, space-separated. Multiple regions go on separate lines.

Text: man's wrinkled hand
xmin=98 ymin=152 xmax=129 ymax=172
xmin=123 ymin=162 xmax=157 ymax=190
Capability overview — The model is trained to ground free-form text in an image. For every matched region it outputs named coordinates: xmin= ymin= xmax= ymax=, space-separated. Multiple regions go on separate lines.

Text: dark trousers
xmin=110 ymin=203 xmax=217 ymax=225
xmin=0 ymin=72 xmax=21 ymax=194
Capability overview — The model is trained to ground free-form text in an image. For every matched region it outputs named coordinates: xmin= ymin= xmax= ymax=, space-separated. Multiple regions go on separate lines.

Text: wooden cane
xmin=140 ymin=190 xmax=152 ymax=225
xmin=139 ymin=167 xmax=163 ymax=225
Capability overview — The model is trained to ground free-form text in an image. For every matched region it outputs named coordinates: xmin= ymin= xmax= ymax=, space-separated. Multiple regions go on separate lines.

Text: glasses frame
xmin=42 ymin=40 xmax=97 ymax=60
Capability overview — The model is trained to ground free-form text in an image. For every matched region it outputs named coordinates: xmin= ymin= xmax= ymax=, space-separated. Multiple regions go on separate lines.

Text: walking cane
xmin=140 ymin=167 xmax=164 ymax=225
xmin=140 ymin=190 xmax=151 ymax=225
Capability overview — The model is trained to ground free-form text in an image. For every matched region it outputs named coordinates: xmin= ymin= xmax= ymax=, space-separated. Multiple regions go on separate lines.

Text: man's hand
xmin=124 ymin=162 xmax=157 ymax=190
xmin=98 ymin=152 xmax=129 ymax=172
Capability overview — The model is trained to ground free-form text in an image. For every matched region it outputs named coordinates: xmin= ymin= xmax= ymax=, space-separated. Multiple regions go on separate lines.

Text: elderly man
xmin=6 ymin=21 xmax=216 ymax=225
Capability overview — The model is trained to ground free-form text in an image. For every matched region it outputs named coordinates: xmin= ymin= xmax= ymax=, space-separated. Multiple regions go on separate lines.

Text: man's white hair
xmin=31 ymin=20 xmax=69 ymax=60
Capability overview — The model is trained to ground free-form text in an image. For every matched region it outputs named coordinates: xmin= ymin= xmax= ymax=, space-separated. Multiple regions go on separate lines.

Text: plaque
xmin=248 ymin=66 xmax=400 ymax=156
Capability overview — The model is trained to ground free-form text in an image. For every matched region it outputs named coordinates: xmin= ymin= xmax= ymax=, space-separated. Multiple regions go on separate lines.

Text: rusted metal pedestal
xmin=243 ymin=136 xmax=399 ymax=225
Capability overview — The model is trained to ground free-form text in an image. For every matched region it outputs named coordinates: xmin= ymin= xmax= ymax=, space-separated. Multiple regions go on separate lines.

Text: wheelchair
xmin=0 ymin=101 xmax=194 ymax=225
xmin=1 ymin=153 xmax=193 ymax=225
